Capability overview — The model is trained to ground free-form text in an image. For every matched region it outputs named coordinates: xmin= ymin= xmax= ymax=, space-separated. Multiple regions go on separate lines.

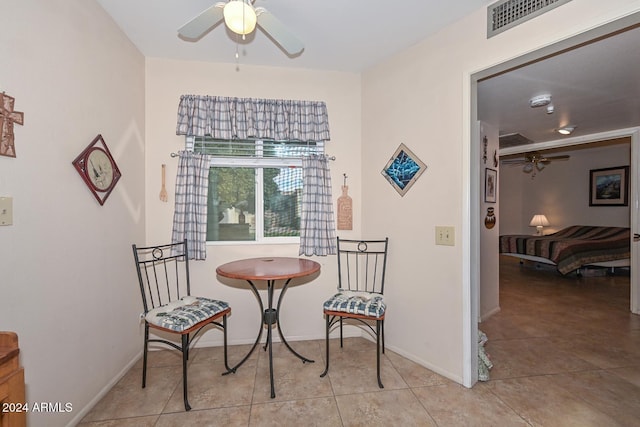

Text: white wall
xmin=0 ymin=1 xmax=145 ymax=426
xmin=145 ymin=58 xmax=362 ymax=346
xmin=479 ymin=122 xmax=500 ymax=321
xmin=361 ymin=0 xmax=640 ymax=383
xmin=500 ymin=140 xmax=631 ymax=235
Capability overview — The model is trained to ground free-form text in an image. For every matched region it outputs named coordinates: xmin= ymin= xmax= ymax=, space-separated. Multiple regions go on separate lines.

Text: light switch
xmin=435 ymin=226 xmax=455 ymax=246
xmin=0 ymin=197 xmax=13 ymax=226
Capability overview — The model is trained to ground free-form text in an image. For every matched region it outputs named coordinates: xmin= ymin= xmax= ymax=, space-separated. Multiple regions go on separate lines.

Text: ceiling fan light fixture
xmin=523 ymin=163 xmax=534 ymax=173
xmin=224 ymin=0 xmax=257 ymax=35
xmin=557 ymin=125 xmax=576 ymax=135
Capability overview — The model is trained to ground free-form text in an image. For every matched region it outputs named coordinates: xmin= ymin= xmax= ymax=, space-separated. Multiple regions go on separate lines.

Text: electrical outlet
xmin=435 ymin=226 xmax=455 ymax=246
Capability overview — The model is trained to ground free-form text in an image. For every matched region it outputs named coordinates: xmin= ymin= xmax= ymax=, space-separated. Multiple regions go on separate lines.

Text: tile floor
xmin=79 ymin=256 xmax=640 ymax=426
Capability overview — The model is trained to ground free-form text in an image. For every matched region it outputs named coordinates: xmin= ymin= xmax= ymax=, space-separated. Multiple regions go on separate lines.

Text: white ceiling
xmin=478 ymin=24 xmax=640 ymax=146
xmin=96 ymin=0 xmax=492 ymax=72
xmin=96 ymin=1 xmax=640 ymax=148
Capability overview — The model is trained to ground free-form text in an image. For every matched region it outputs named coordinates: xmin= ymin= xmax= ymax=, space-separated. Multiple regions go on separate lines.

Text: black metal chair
xmin=132 ymin=239 xmax=231 ymax=411
xmin=320 ymin=237 xmax=389 ymax=388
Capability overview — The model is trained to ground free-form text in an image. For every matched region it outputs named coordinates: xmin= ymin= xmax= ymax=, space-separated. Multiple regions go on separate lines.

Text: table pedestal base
xmin=229 ymin=278 xmax=314 ymax=398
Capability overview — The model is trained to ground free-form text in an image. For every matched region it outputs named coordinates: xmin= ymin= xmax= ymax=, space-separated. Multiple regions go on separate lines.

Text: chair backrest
xmin=132 ymin=239 xmax=191 ymax=314
xmin=336 ymin=237 xmax=389 ymax=295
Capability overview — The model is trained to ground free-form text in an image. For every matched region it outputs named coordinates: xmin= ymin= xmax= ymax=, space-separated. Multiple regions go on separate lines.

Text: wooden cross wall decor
xmin=0 ymin=92 xmax=24 ymax=158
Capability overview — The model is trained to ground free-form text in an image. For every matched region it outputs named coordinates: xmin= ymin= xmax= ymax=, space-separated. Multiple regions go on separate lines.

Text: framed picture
xmin=484 ymin=168 xmax=497 ymax=203
xmin=381 ymin=143 xmax=427 ymax=196
xmin=589 ymin=165 xmax=629 ymax=206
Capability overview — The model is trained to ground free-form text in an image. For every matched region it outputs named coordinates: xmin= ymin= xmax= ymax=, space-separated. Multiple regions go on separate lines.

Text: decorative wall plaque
xmin=0 ymin=92 xmax=24 ymax=158
xmin=337 ymin=174 xmax=353 ymax=230
xmin=381 ymin=143 xmax=427 ymax=196
xmin=72 ymin=134 xmax=122 ymax=205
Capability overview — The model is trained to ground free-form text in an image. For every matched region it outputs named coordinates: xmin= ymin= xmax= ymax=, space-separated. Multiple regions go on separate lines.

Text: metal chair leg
xmin=142 ymin=324 xmax=149 ymax=388
xmin=339 ymin=317 xmax=343 ymax=348
xmin=320 ymin=314 xmax=330 ymax=378
xmin=376 ymin=319 xmax=384 ymax=388
xmin=181 ymin=334 xmax=191 ymax=411
xmin=222 ymin=314 xmax=232 ymax=372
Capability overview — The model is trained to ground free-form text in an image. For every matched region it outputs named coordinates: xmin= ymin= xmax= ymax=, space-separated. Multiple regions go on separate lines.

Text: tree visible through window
xmin=190 ymin=137 xmax=321 ymax=243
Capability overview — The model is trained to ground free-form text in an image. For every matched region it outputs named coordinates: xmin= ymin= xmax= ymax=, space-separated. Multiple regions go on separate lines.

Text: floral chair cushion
xmin=145 ymin=296 xmax=229 ymax=332
xmin=323 ymin=291 xmax=386 ymax=318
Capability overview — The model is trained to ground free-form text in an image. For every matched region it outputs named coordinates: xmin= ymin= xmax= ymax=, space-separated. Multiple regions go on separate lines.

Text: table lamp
xmin=529 ymin=214 xmax=550 ymax=235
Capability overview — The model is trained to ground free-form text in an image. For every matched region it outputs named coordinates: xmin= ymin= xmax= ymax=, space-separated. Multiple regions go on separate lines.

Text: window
xmin=188 ymin=137 xmax=324 ymax=243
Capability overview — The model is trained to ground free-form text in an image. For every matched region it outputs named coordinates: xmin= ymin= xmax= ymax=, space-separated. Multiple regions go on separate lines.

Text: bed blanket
xmin=499 ymin=225 xmax=630 ymax=275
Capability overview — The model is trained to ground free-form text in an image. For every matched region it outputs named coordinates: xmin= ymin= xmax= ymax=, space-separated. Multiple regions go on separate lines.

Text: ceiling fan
xmin=501 ymin=151 xmax=570 ymax=178
xmin=178 ymin=0 xmax=304 ymax=56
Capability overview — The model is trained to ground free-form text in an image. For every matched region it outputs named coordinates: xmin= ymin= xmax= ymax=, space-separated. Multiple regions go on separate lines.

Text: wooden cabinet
xmin=0 ymin=332 xmax=26 ymax=427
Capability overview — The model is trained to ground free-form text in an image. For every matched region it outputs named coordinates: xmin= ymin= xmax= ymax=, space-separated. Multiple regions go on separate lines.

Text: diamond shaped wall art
xmin=381 ymin=143 xmax=427 ymax=196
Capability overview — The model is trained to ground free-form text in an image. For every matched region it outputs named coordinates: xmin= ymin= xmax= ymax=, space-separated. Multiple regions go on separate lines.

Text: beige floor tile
xmin=385 ymin=350 xmax=451 ymax=388
xmin=250 ymin=397 xmax=341 ymax=427
xmin=608 ymin=364 xmax=640 ymax=387
xmin=77 ymin=415 xmax=159 ymax=426
xmin=81 ymin=366 xmax=180 ymax=422
xmin=485 ymin=336 xmax=597 ymax=379
xmin=489 ymin=375 xmax=619 ymax=426
xmin=252 ymin=351 xmax=333 ymax=403
xmin=323 ymin=346 xmax=407 ymax=395
xmin=413 ymin=383 xmax=528 ymax=427
xmin=549 ymin=332 xmax=640 ymax=369
xmin=549 ymin=369 xmax=640 ymax=425
xmin=163 ymin=358 xmax=257 ymax=412
xmin=480 ymin=315 xmax=538 ymax=340
xmin=156 ymin=406 xmax=250 ymax=426
xmin=336 ymin=389 xmax=436 ymax=427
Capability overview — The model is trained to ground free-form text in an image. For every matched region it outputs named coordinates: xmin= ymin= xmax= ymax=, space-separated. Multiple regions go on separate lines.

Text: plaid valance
xmin=176 ymin=95 xmax=331 ymax=142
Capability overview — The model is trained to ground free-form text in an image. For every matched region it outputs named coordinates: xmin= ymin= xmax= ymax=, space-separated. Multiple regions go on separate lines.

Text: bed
xmin=499 ymin=225 xmax=631 ymax=275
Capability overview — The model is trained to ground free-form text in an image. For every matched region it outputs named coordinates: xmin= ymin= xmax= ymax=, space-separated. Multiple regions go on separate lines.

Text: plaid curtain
xmin=176 ymin=95 xmax=331 ymax=142
xmin=299 ymin=155 xmax=336 ymax=256
xmin=171 ymin=151 xmax=212 ymax=260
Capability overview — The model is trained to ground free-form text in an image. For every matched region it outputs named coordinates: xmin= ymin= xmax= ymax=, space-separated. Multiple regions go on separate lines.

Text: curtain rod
xmin=170 ymin=152 xmax=336 ymax=160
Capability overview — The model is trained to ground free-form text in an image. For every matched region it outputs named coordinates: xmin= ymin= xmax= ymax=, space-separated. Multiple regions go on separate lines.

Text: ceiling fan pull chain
xmin=235 ymin=34 xmax=240 ymax=71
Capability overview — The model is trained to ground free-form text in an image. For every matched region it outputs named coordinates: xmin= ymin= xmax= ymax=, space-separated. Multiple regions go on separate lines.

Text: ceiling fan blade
xmin=178 ymin=3 xmax=226 ymax=39
xmin=501 ymin=159 xmax=527 ymax=164
xmin=256 ymin=7 xmax=304 ymax=55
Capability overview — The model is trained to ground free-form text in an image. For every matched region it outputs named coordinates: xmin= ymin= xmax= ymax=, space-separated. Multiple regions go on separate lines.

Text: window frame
xmin=186 ymin=136 xmax=322 ymax=245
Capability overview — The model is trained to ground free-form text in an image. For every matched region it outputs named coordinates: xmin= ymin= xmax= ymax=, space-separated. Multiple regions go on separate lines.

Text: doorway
xmin=468 ymin=14 xmax=640 ymax=387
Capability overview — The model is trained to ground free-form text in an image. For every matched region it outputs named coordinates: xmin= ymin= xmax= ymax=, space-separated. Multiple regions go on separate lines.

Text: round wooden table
xmin=216 ymin=257 xmax=320 ymax=398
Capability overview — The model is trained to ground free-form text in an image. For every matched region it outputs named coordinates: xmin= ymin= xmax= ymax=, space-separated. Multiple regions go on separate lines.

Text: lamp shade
xmin=529 ymin=214 xmax=549 ymax=235
xmin=224 ymin=0 xmax=257 ymax=35
xmin=529 ymin=214 xmax=550 ymax=227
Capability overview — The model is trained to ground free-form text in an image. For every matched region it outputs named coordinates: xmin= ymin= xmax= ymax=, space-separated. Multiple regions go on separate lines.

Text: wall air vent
xmin=487 ymin=0 xmax=573 ymax=38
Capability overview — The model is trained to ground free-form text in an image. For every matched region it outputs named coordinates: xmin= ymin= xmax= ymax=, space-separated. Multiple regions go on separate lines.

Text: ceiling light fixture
xmin=223 ymin=0 xmax=257 ymax=36
xmin=529 ymin=94 xmax=552 ymax=108
xmin=557 ymin=126 xmax=576 ymax=135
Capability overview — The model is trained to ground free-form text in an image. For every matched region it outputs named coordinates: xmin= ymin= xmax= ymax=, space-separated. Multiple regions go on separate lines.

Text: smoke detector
xmin=529 ymin=94 xmax=552 ymax=108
